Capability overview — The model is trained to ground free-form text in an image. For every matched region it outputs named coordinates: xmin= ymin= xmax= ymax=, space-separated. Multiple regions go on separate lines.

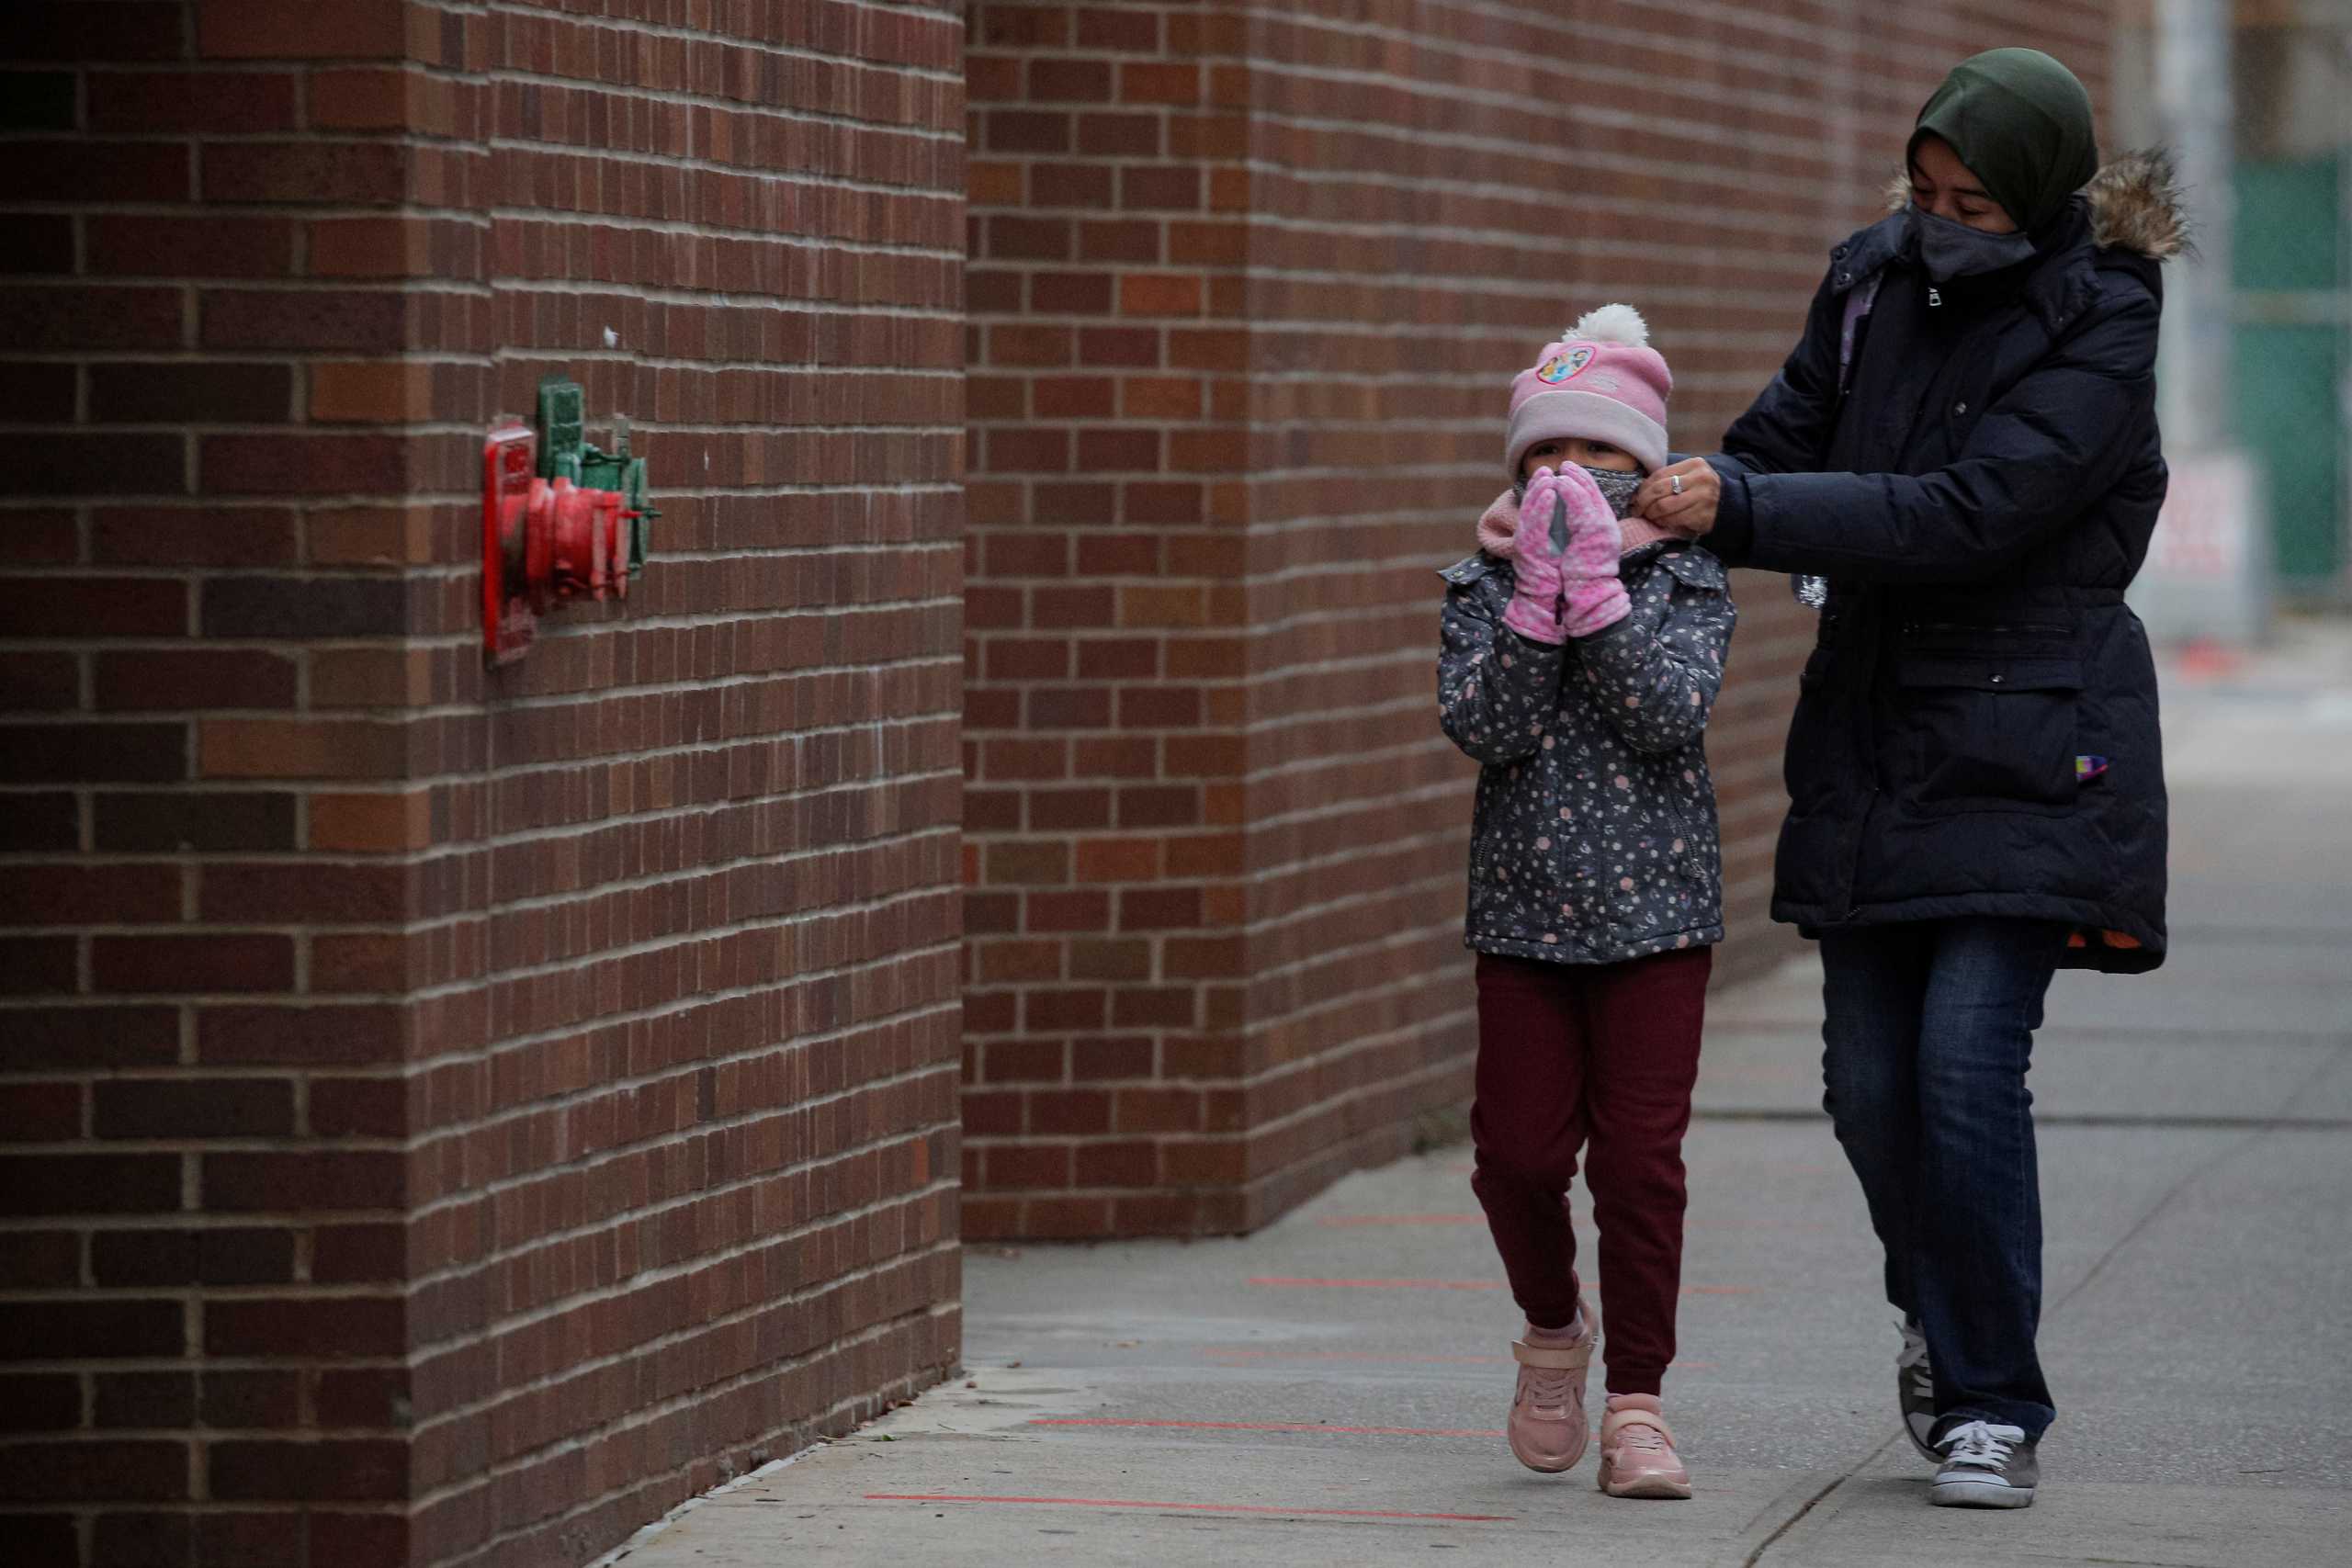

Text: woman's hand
xmin=1635 ymin=458 xmax=1720 ymax=538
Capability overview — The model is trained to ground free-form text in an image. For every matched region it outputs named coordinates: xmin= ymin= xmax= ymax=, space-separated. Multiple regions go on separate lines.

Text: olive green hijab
xmin=1909 ymin=48 xmax=2099 ymax=235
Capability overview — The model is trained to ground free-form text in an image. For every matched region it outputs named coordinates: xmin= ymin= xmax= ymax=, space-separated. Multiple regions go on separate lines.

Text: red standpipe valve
xmin=483 ymin=426 xmax=643 ymax=665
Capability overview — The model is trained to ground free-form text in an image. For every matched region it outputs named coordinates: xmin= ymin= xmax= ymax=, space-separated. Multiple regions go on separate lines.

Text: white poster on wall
xmin=2131 ymin=446 xmax=2271 ymax=647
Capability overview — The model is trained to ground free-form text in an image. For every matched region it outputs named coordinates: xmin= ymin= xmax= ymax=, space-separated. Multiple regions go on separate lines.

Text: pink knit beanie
xmin=1504 ymin=305 xmax=1673 ymax=478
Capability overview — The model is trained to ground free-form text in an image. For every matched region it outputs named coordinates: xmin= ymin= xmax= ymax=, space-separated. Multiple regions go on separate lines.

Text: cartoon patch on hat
xmin=1536 ymin=344 xmax=1596 ymax=384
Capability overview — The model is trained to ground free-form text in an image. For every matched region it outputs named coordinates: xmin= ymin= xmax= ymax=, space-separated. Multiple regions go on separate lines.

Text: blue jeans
xmin=1818 ymin=918 xmax=2064 ymax=1438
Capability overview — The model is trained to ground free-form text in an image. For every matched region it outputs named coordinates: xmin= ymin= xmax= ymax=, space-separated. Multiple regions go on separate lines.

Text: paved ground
xmin=606 ymin=625 xmax=2352 ymax=1567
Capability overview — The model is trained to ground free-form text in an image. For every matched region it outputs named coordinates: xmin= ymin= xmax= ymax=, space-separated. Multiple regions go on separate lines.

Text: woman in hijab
xmin=1633 ymin=49 xmax=2186 ymax=1510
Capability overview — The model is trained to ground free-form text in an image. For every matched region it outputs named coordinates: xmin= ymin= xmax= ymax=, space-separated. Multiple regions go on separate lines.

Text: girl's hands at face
xmin=1635 ymin=459 xmax=1720 ymax=537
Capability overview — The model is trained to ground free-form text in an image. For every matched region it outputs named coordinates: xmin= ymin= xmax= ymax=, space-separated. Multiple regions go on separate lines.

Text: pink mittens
xmin=1502 ymin=466 xmax=1631 ymax=644
xmin=1557 ymin=475 xmax=1631 ymax=639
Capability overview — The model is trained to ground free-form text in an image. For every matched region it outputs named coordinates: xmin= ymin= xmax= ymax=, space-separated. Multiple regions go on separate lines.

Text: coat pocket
xmin=1894 ymin=655 xmax=2084 ymax=810
xmin=1783 ymin=647 xmax=1841 ymax=814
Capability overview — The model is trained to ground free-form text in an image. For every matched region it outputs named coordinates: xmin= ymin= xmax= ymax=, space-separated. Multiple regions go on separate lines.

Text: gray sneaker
xmin=1896 ymin=1317 xmax=1938 ymax=1461
xmin=1929 ymin=1419 xmax=2038 ymax=1508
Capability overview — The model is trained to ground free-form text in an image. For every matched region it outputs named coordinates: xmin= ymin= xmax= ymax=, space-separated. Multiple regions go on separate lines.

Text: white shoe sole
xmin=1929 ymin=1478 xmax=2035 ymax=1509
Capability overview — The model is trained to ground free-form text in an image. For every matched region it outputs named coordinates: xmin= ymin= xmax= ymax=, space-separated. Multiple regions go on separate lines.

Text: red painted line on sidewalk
xmin=1249 ymin=1277 xmax=1754 ymax=1296
xmin=1317 ymin=1211 xmax=1824 ymax=1235
xmin=864 ymin=1493 xmax=1513 ymax=1523
xmin=1250 ymin=1276 xmax=1503 ymax=1290
xmin=1199 ymin=1348 xmax=1715 ymax=1371
xmin=1203 ymin=1348 xmax=1510 ymax=1365
xmin=1031 ymin=1417 xmax=1503 ymax=1438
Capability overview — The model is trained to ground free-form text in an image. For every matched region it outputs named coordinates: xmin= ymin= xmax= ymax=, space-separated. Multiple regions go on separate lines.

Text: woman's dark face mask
xmin=1909 ymin=205 xmax=2037 ymax=283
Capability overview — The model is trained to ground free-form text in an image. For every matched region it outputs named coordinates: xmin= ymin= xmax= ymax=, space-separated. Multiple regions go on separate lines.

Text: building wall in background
xmin=959 ymin=0 xmax=2117 ymax=1240
xmin=0 ymin=3 xmax=965 ymax=1565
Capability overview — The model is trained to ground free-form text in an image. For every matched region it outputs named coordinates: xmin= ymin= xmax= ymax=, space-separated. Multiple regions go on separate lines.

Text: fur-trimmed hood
xmin=1881 ymin=149 xmax=2188 ymax=261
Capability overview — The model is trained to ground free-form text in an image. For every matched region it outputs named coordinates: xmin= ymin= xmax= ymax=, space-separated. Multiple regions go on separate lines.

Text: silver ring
xmin=1670 ymin=472 xmax=1684 ymax=495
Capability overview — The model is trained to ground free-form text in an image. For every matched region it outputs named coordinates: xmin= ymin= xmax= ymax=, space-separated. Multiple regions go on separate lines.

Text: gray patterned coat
xmin=1437 ymin=539 xmax=1736 ymax=965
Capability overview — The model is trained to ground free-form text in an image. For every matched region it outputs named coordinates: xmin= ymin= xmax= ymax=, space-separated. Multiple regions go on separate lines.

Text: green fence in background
xmin=2235 ymin=151 xmax=2346 ymax=601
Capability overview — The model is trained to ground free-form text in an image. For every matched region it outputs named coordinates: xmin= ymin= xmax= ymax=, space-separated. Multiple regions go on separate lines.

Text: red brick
xmin=199 ymin=434 xmax=406 ymax=495
xmin=1079 ymin=220 xmax=1161 ymax=264
xmin=983 ymin=215 xmax=1071 ymax=260
xmin=9 ymin=434 xmax=190 ymax=498
xmin=0 ymin=1077 xmax=80 ymax=1134
xmin=0 ymin=862 xmax=181 ymax=920
xmin=0 ymin=360 xmax=73 ymax=422
xmin=96 ymin=650 xmax=298 ymax=713
xmin=204 ymin=1296 xmax=404 ymax=1357
xmin=1077 ymin=9 xmax=1159 ymax=49
xmin=91 ymin=935 xmax=298 ymax=997
xmin=199 ymin=863 xmax=404 ymax=923
xmin=309 ymin=791 xmax=432 ymax=852
xmin=308 ymin=216 xmax=435 ymax=277
xmin=94 ymin=1077 xmax=295 ymax=1137
xmin=87 ymin=69 xmax=300 ymax=131
xmin=0 ymin=1371 xmax=83 ymax=1427
xmin=1077 ymin=326 xmax=1159 ymax=367
xmin=1120 ymin=62 xmax=1202 ymax=105
xmin=0 ymin=577 xmax=187 ymax=639
xmin=6 ymin=1006 xmax=181 ymax=1069
xmin=984 ymin=109 xmax=1070 ymax=153
xmin=0 ymin=653 xmax=78 ymax=711
xmin=0 ymin=509 xmax=79 ymax=565
xmin=308 ymin=67 xmax=413 ymax=130
xmin=95 ymin=791 xmax=297 ymax=852
xmin=1030 ymin=269 xmax=1113 ymax=312
xmin=201 ymin=288 xmax=407 ymax=352
xmin=0 ymin=286 xmax=187 ymax=351
xmin=11 ymin=3 xmax=187 ymax=62
xmin=0 ymin=1154 xmax=182 ymax=1216
xmin=89 ymin=363 xmax=294 ymax=424
xmin=204 ymin=1152 xmax=404 ymax=1212
xmin=93 ymin=507 xmax=300 ymax=569
xmin=310 ymin=1077 xmax=407 ymax=1136
xmin=1121 ymin=166 xmax=1203 ymax=209
xmin=0 ymin=141 xmax=189 ymax=202
xmin=198 ymin=1003 xmax=405 ymax=1066
xmin=0 ymin=1441 xmax=187 ymax=1502
xmin=311 ymin=933 xmax=409 ymax=994
xmin=197 ymin=0 xmax=408 ymax=61
xmin=92 ymin=1228 xmax=294 ymax=1288
xmin=1029 ymin=59 xmax=1112 ymax=101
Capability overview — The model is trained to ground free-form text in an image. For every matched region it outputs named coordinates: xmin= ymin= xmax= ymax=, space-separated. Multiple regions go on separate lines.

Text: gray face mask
xmin=1908 ymin=206 xmax=2036 ymax=283
xmin=1513 ymin=463 xmax=1644 ymax=521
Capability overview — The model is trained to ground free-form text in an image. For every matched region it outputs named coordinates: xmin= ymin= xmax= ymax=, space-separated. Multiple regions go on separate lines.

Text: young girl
xmin=1435 ymin=305 xmax=1734 ymax=1499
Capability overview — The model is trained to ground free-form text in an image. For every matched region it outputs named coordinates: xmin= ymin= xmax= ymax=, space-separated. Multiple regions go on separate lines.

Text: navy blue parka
xmin=1702 ymin=156 xmax=2184 ymax=973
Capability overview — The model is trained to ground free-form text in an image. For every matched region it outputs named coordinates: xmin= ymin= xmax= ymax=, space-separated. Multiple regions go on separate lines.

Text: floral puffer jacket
xmin=1437 ymin=535 xmax=1736 ymax=965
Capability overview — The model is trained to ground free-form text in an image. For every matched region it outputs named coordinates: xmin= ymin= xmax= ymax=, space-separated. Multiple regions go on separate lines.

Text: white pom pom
xmin=1567 ymin=303 xmax=1649 ymax=347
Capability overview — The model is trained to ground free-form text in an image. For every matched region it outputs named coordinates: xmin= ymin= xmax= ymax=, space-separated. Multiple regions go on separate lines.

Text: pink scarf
xmin=1477 ymin=489 xmax=1670 ymax=559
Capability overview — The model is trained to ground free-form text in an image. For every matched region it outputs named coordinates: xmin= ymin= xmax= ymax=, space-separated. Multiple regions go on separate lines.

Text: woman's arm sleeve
xmin=1708 ymin=288 xmax=2159 ymax=582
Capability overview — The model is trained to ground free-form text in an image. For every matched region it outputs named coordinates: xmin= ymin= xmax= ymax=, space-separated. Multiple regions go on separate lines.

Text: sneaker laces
xmin=1895 ymin=1317 xmax=1933 ymax=1400
xmin=1613 ymin=1416 xmax=1670 ymax=1454
xmin=1938 ymin=1420 xmax=2024 ymax=1470
xmin=1521 ymin=1362 xmax=1576 ymax=1411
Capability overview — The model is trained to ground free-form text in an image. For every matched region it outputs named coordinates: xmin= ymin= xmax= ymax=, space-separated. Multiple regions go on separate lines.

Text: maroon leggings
xmin=1471 ymin=946 xmax=1711 ymax=1396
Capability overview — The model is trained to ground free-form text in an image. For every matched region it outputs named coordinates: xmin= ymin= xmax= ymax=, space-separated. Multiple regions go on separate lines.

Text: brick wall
xmin=0 ymin=4 xmax=966 ymax=1565
xmin=958 ymin=0 xmax=2117 ymax=1239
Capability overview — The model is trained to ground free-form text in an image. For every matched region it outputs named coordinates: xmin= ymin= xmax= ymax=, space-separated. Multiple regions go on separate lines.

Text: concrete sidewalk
xmin=606 ymin=627 xmax=2352 ymax=1568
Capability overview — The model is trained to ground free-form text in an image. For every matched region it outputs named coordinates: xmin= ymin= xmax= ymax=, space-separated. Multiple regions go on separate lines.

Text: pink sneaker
xmin=1597 ymin=1394 xmax=1692 ymax=1499
xmin=1506 ymin=1300 xmax=1598 ymax=1473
